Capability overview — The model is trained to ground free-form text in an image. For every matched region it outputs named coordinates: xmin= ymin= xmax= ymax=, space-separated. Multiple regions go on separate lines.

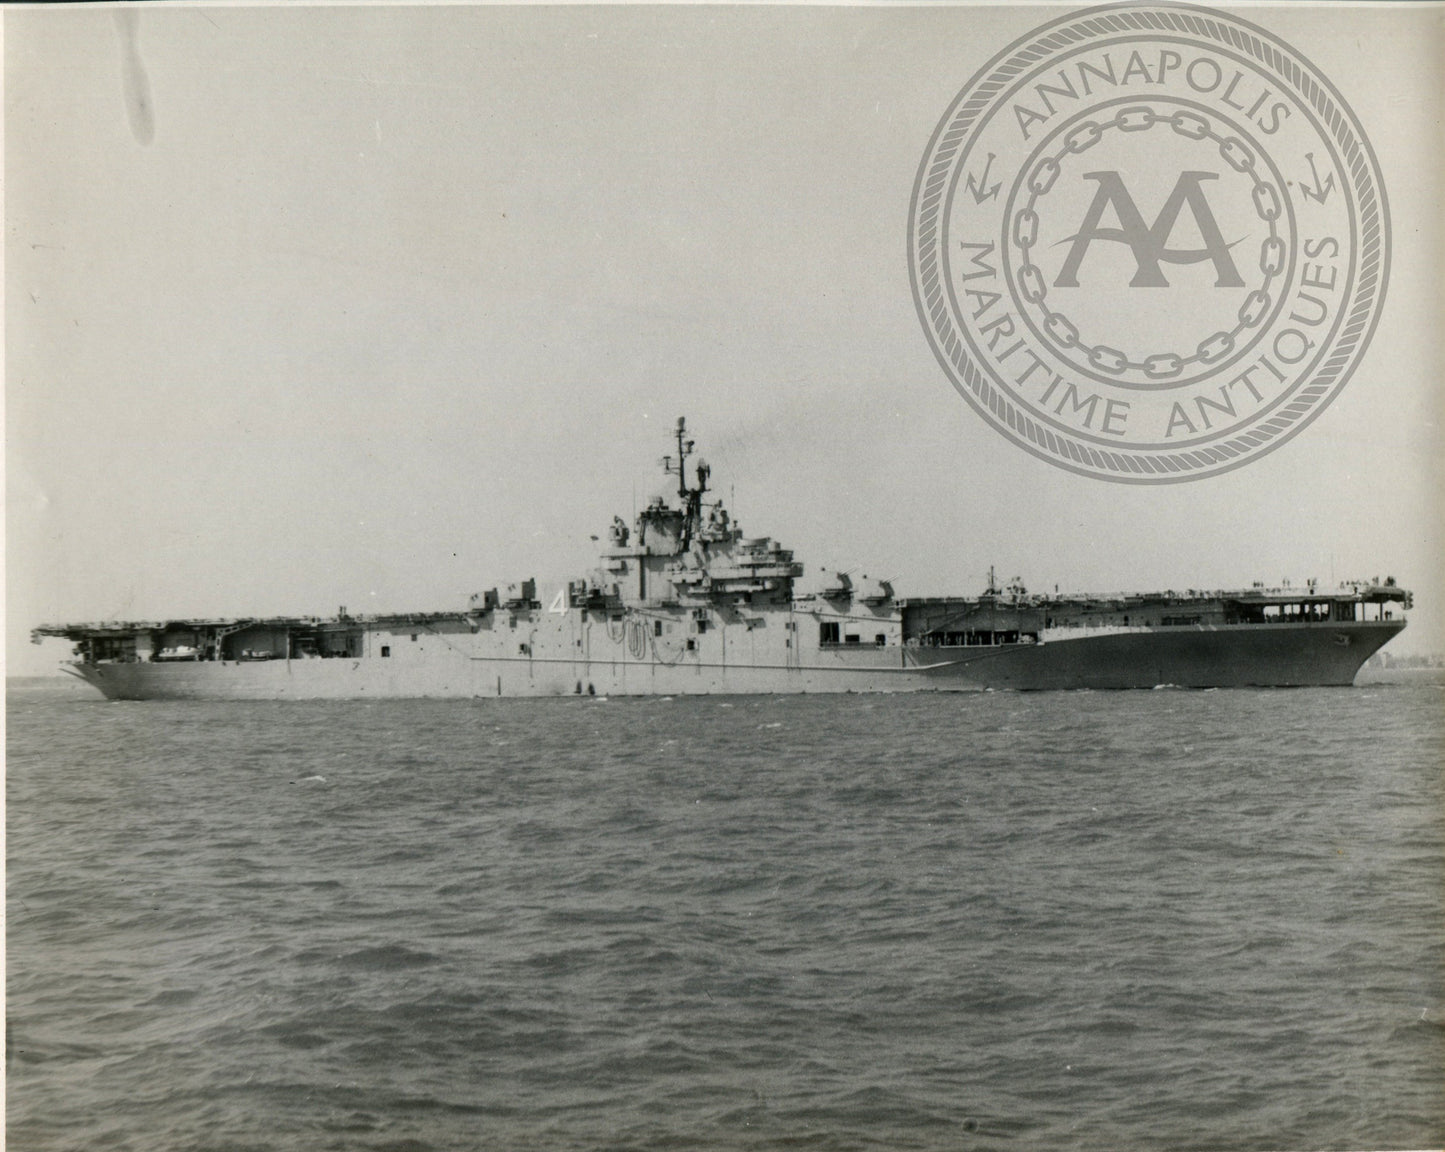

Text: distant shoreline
xmin=1355 ymin=665 xmax=1445 ymax=685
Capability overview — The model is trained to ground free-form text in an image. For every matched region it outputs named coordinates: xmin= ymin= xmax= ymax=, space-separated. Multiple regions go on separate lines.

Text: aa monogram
xmin=909 ymin=3 xmax=1389 ymax=482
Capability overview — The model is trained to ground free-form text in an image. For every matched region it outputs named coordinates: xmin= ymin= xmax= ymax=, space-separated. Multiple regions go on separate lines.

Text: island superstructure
xmin=34 ymin=419 xmax=1410 ymax=699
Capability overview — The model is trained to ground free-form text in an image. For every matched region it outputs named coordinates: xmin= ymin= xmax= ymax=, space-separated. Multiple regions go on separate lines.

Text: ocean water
xmin=8 ymin=678 xmax=1444 ymax=1152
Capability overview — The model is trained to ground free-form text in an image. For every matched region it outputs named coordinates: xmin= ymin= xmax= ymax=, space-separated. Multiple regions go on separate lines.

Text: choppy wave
xmin=8 ymin=681 xmax=1444 ymax=1150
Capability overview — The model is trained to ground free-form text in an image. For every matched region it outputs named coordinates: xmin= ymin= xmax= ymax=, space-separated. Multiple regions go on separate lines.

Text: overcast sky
xmin=7 ymin=3 xmax=1443 ymax=674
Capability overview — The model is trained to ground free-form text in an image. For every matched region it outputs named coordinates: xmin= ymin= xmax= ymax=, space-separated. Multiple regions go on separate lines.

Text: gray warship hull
xmin=61 ymin=618 xmax=1403 ymax=701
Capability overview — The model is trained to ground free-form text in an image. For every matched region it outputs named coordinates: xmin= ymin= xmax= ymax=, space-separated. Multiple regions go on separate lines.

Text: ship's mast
xmin=658 ymin=417 xmax=712 ymax=550
xmin=664 ymin=417 xmax=694 ymax=499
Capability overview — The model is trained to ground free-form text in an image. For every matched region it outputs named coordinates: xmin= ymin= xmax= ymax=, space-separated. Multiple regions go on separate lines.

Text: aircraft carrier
xmin=33 ymin=419 xmax=1409 ymax=699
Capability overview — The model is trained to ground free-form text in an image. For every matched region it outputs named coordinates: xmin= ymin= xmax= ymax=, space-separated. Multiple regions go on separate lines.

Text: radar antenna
xmin=661 ymin=417 xmax=711 ymax=550
xmin=664 ymin=417 xmax=696 ymax=500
